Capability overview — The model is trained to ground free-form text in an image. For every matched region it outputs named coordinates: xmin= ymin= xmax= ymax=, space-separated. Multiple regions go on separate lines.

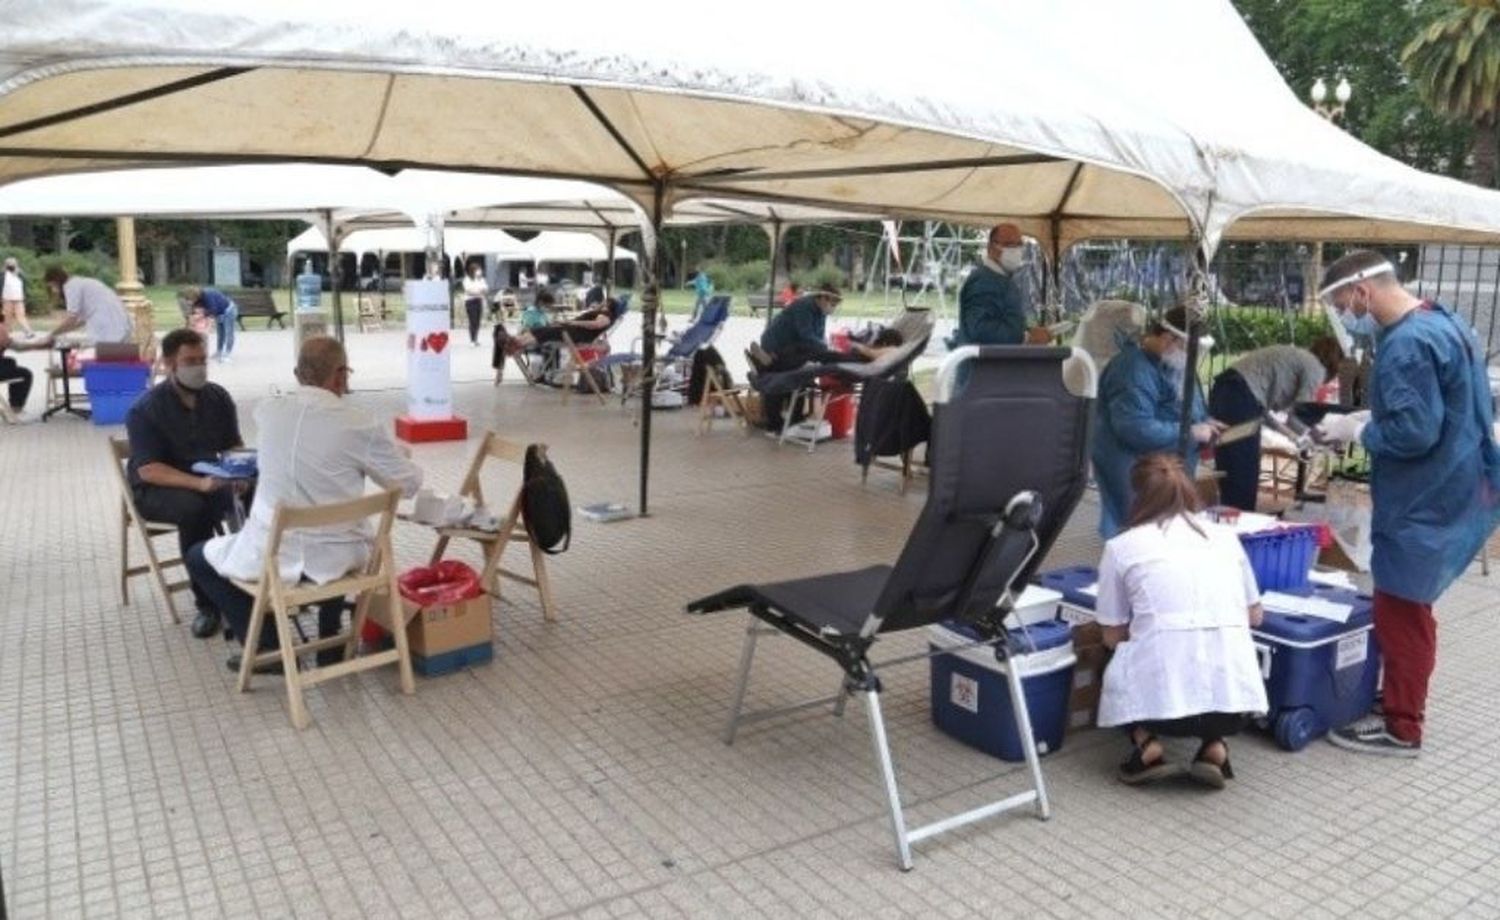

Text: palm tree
xmin=1403 ymin=0 xmax=1500 ymax=187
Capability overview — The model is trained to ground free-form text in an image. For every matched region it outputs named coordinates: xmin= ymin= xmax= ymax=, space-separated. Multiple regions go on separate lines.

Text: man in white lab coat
xmin=185 ymin=336 xmax=424 ymax=672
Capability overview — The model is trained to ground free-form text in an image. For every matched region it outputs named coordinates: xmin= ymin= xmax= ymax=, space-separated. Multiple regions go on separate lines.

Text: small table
xmin=42 ymin=344 xmax=90 ymax=421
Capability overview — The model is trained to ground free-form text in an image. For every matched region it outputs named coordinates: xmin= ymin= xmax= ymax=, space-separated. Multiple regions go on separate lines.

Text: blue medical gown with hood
xmin=1091 ymin=340 xmax=1207 ymax=538
xmin=1360 ymin=304 xmax=1500 ymax=604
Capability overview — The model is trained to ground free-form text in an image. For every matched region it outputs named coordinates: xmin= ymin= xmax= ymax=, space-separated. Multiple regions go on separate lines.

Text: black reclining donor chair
xmin=687 ymin=345 xmax=1096 ymax=869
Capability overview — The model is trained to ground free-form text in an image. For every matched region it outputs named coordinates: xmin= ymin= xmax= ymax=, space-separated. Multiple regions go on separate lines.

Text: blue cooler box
xmin=928 ymin=619 xmax=1075 ymax=762
xmin=81 ymin=361 xmax=151 ymax=425
xmin=1254 ymin=586 xmax=1381 ymax=751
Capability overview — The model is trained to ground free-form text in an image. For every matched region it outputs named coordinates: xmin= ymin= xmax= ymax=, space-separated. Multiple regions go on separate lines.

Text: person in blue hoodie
xmin=1315 ymin=250 xmax=1500 ymax=759
xmin=1091 ymin=305 xmax=1219 ymax=539
xmin=954 ymin=223 xmax=1028 ymax=347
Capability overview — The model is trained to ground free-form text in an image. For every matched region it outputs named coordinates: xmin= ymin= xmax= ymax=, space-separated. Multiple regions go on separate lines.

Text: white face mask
xmin=999 ymin=247 xmax=1026 ymax=273
xmin=1161 ymin=347 xmax=1188 ymax=372
xmin=174 ymin=365 xmax=208 ymax=391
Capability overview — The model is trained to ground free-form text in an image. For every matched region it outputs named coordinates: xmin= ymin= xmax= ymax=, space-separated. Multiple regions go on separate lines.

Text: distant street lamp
xmin=1306 ymin=76 xmax=1351 ymax=312
xmin=1310 ymin=75 xmax=1352 ymax=122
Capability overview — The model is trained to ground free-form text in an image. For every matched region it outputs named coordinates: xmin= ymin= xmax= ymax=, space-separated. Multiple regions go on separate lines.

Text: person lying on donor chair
xmin=1094 ymin=453 xmax=1268 ymax=789
xmin=499 ymin=291 xmax=624 ymax=354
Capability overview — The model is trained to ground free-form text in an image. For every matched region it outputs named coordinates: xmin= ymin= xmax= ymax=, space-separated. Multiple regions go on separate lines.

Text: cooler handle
xmin=1254 ymin=641 xmax=1272 ymax=681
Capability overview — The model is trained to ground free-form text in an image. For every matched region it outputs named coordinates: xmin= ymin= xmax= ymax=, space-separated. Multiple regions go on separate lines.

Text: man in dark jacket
xmin=955 ymin=222 xmax=1028 ymax=347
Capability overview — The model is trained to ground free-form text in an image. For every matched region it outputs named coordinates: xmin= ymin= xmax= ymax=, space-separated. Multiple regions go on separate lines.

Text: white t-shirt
xmin=62 ymin=276 xmax=132 ymax=344
xmin=461 ymin=275 xmax=489 ymax=299
xmin=2 ymin=270 xmax=22 ymax=302
xmin=1094 ymin=515 xmax=1269 ymax=726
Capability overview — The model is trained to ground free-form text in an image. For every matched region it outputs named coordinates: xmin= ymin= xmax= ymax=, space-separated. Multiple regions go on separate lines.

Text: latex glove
xmin=1190 ymin=421 xmax=1223 ymax=444
xmin=1316 ymin=411 xmax=1370 ymax=445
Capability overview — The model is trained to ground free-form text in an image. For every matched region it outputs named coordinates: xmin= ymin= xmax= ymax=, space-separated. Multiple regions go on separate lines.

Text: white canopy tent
xmin=285 ymin=225 xmax=531 ymax=260
xmin=8 ymin=0 xmax=1500 ymax=521
xmin=3 ymin=0 xmax=1500 ymax=257
xmin=522 ymin=231 xmax=636 ymax=265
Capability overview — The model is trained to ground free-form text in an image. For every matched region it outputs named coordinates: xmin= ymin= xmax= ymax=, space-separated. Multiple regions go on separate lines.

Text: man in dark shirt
xmin=954 ymin=222 xmax=1029 ymax=347
xmin=754 ymin=283 xmax=845 ymax=372
xmin=127 ymin=328 xmax=245 ymax=638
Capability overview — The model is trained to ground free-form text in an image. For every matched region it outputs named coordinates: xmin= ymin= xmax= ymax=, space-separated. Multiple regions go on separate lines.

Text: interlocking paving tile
xmin=2 ymin=324 xmax=1499 ymax=918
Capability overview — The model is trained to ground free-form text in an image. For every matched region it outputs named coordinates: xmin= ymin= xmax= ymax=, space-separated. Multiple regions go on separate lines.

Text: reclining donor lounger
xmin=688 ymin=345 xmax=1096 ymax=869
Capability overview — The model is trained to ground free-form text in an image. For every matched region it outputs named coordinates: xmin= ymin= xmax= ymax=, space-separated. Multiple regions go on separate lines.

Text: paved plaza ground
xmin=2 ymin=320 xmax=1499 ymax=918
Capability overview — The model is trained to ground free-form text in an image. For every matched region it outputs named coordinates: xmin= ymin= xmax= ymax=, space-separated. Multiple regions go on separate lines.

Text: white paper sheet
xmin=1261 ymin=591 xmax=1354 ymax=624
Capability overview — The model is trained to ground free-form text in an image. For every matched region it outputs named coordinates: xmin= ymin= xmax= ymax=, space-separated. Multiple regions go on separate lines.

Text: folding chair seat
xmin=108 ymin=436 xmax=191 ymax=623
xmin=233 ymin=489 xmax=414 ymax=729
xmin=697 ymin=365 xmax=750 ymax=435
xmin=423 ymin=432 xmax=556 ymax=622
xmin=689 ymin=345 xmax=1096 ymax=869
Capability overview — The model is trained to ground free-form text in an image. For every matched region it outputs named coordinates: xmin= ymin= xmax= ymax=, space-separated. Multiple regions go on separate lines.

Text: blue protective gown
xmin=1091 ymin=340 xmax=1207 ymax=538
xmin=1360 ymin=303 xmax=1500 ymax=603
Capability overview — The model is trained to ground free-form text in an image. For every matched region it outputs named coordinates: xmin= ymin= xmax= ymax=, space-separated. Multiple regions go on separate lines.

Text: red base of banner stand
xmin=395 ymin=415 xmax=468 ymax=443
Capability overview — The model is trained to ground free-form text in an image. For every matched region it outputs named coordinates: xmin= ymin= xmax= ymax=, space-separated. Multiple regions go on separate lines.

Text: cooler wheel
xmin=1273 ymin=707 xmax=1320 ymax=752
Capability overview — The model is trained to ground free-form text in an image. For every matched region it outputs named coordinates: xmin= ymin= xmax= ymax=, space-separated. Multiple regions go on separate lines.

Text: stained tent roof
xmin=4 ymin=1 xmax=1500 ymax=252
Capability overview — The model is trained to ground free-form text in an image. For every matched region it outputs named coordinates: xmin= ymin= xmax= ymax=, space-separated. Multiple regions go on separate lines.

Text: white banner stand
xmin=395 ymin=278 xmax=468 ymax=443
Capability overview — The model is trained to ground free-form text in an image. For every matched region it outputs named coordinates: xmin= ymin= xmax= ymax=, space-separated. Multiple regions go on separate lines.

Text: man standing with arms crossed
xmin=1316 ymin=250 xmax=1500 ymax=757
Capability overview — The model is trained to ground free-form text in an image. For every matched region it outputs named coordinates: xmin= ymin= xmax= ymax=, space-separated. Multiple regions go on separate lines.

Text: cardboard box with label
xmin=373 ymin=592 xmax=494 ymax=677
xmin=1067 ymin=621 xmax=1110 ymax=732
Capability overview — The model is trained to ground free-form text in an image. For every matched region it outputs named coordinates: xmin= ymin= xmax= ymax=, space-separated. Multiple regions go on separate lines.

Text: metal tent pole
xmin=638 ymin=184 xmax=665 ymax=516
xmin=765 ymin=217 xmax=784 ymax=331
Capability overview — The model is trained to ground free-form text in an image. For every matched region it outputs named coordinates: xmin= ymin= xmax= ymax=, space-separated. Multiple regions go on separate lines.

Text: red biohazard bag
xmin=397 ymin=560 xmax=482 ymax=605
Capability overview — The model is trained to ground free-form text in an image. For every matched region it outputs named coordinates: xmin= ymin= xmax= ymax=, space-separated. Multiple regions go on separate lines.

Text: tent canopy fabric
xmin=286 ymin=224 xmax=636 ymax=264
xmin=4 ymin=0 xmax=1500 ymax=253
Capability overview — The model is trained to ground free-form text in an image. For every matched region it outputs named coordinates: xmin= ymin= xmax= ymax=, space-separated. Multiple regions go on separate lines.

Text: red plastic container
xmin=824 ymin=391 xmax=857 ymax=440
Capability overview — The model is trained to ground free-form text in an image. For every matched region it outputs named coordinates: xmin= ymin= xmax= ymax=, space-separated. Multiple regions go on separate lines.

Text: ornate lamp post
xmin=1306 ymin=76 xmax=1352 ymax=310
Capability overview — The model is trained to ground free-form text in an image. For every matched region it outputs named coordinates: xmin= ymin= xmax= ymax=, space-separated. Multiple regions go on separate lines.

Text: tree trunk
xmin=1471 ymin=117 xmax=1498 ymax=188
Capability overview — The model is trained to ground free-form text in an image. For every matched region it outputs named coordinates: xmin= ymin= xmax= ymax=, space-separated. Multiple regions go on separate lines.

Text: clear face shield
xmin=1318 ymin=262 xmax=1394 ymax=313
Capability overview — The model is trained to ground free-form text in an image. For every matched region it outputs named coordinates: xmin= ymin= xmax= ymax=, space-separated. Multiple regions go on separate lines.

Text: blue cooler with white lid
xmin=1253 ymin=585 xmax=1380 ymax=751
xmin=928 ymin=619 xmax=1075 ymax=762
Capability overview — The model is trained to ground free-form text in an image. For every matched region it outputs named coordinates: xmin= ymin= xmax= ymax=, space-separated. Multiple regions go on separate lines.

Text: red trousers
xmin=1372 ymin=590 xmax=1437 ymax=744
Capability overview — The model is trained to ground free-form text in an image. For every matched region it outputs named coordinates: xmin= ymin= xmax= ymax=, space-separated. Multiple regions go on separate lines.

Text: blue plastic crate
xmin=928 ymin=620 xmax=1075 ymax=762
xmin=81 ymin=362 xmax=151 ymax=426
xmin=1239 ymin=525 xmax=1320 ymax=592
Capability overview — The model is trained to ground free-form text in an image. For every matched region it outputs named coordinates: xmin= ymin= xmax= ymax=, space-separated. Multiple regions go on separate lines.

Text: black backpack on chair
xmin=522 ymin=444 xmax=571 ymax=554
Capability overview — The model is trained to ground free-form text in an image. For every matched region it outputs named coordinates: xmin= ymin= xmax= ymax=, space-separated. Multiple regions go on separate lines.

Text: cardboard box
xmin=1067 ymin=622 xmax=1110 ymax=732
xmin=402 ymin=593 xmax=492 ymax=657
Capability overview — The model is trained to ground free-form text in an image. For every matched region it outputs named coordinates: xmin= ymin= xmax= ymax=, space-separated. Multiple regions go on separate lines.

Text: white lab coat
xmin=203 ymin=387 xmax=423 ymax=585
xmin=1094 ymin=515 xmax=1269 ymax=727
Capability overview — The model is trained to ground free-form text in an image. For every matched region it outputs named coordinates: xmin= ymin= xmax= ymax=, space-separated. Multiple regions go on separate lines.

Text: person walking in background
xmin=462 ymin=263 xmax=489 ymax=347
xmin=179 ymin=285 xmax=240 ymax=361
xmin=2 ymin=257 xmax=35 ymax=337
xmin=1314 ymin=250 xmax=1500 ymax=758
xmin=692 ymin=266 xmax=713 ymax=319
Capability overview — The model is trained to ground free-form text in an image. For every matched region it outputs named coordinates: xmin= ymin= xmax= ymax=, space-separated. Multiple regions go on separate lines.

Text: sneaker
xmin=1327 ymin=722 xmax=1420 ymax=758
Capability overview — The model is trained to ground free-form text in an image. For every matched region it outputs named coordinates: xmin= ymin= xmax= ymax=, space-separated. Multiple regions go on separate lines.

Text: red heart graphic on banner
xmin=426 ymin=332 xmax=449 ymax=354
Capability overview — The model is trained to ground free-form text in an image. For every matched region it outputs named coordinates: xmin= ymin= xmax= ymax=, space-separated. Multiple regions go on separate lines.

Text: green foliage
xmin=1208 ymin=305 xmax=1336 ymax=355
xmin=1234 ymin=0 xmax=1477 ymax=178
xmin=0 ymin=246 xmax=118 ymax=315
xmin=791 ymin=261 xmax=846 ymax=290
xmin=1402 ymin=0 xmax=1500 ymax=184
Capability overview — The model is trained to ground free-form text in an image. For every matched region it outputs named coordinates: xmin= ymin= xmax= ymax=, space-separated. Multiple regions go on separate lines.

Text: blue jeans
xmin=215 ymin=302 xmax=239 ymax=357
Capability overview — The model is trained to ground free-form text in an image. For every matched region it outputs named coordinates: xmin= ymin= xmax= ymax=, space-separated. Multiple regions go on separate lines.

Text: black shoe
xmin=226 ymin=652 xmax=286 ymax=675
xmin=191 ymin=609 xmax=222 ymax=639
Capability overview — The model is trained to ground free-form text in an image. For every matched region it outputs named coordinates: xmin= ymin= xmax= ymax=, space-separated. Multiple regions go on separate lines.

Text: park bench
xmin=747 ymin=293 xmax=772 ymax=317
xmin=229 ymin=288 xmax=287 ymax=329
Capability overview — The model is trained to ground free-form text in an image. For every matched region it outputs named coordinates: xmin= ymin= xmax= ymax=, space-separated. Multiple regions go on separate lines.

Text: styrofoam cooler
xmin=1253 ymin=586 xmax=1381 ymax=751
xmin=928 ymin=619 xmax=1076 ymax=762
xmin=1003 ymin=584 xmax=1063 ymax=627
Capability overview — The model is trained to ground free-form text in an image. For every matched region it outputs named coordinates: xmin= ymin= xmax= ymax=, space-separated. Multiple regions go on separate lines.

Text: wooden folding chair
xmin=355 ymin=292 xmax=383 ymax=332
xmin=427 ymin=432 xmax=557 ymax=622
xmin=559 ymin=331 xmax=610 ymax=406
xmin=233 ymin=489 xmax=414 ymax=729
xmin=697 ymin=366 xmax=749 ymax=435
xmin=108 ymin=436 xmax=191 ymax=623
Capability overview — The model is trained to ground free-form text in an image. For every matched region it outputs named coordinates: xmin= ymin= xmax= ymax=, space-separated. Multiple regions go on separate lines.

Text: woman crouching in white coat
xmin=1095 ymin=452 xmax=1268 ymax=789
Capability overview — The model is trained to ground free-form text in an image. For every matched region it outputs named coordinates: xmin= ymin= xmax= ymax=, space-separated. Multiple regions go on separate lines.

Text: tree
xmin=1234 ymin=0 xmax=1476 ymax=177
xmin=1402 ymin=0 xmax=1500 ymax=186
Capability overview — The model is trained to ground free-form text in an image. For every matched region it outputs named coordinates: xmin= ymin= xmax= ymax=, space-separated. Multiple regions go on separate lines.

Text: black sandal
xmin=1118 ymin=733 xmax=1184 ymax=785
xmin=1188 ymin=741 xmax=1235 ymax=789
